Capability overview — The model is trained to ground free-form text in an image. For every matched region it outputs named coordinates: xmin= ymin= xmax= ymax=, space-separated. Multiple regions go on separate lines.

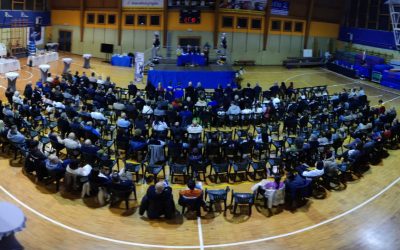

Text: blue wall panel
xmin=338 ymin=26 xmax=397 ymax=50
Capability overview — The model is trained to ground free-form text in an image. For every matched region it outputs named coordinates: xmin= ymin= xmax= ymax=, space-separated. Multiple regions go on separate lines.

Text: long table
xmin=326 ymin=62 xmax=357 ymax=78
xmin=0 ymin=59 xmax=21 ymax=74
xmin=27 ymin=52 xmax=59 ymax=67
xmin=148 ymin=67 xmax=236 ymax=89
xmin=177 ymin=54 xmax=206 ymax=66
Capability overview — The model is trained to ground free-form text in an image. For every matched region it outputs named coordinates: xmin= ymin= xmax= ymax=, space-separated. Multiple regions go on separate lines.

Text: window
xmin=97 ymin=14 xmax=106 ymax=24
xmin=271 ymin=20 xmax=281 ymax=31
xmin=251 ymin=19 xmax=262 ymax=29
xmin=150 ymin=15 xmax=160 ymax=26
xmin=13 ymin=0 xmax=24 ymax=10
xmin=108 ymin=15 xmax=116 ymax=25
xmin=1 ymin=0 xmax=12 ymax=9
xmin=294 ymin=22 xmax=303 ymax=32
xmin=237 ymin=17 xmax=248 ymax=29
xmin=26 ymin=0 xmax=34 ymax=10
xmin=283 ymin=21 xmax=292 ymax=32
xmin=138 ymin=15 xmax=147 ymax=25
xmin=35 ymin=0 xmax=46 ymax=10
xmin=87 ymin=13 xmax=95 ymax=24
xmin=125 ymin=15 xmax=135 ymax=25
xmin=222 ymin=16 xmax=233 ymax=28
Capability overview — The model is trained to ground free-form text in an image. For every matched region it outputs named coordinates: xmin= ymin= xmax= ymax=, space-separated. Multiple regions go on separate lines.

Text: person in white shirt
xmin=97 ymin=76 xmax=104 ymax=85
xmin=187 ymin=120 xmax=203 ymax=134
xmin=152 ymin=119 xmax=169 ymax=132
xmin=226 ymin=102 xmax=241 ymax=118
xmin=301 ymin=161 xmax=325 ymax=178
xmin=66 ymin=160 xmax=92 ymax=176
xmin=91 ymin=109 xmax=107 ymax=121
xmin=12 ymin=91 xmax=23 ymax=105
xmin=58 ymin=132 xmax=81 ymax=150
xmin=241 ymin=104 xmax=253 ymax=119
xmin=46 ymin=73 xmax=53 ymax=83
xmin=252 ymin=103 xmax=263 ymax=114
xmin=53 ymin=101 xmax=65 ymax=110
xmin=272 ymin=96 xmax=281 ymax=109
xmin=358 ymin=87 xmax=366 ymax=96
xmin=113 ymin=101 xmax=125 ymax=111
xmin=142 ymin=102 xmax=154 ymax=115
xmin=195 ymin=98 xmax=207 ymax=107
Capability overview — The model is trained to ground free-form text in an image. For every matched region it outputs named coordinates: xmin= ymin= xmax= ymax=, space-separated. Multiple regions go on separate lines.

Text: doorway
xmin=58 ymin=30 xmax=72 ymax=52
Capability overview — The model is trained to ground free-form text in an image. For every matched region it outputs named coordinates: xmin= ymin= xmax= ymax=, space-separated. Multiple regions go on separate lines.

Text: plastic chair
xmin=230 ymin=190 xmax=255 ymax=216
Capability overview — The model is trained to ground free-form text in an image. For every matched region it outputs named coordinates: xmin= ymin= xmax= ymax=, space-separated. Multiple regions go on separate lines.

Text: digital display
xmin=180 ymin=9 xmax=201 ymax=24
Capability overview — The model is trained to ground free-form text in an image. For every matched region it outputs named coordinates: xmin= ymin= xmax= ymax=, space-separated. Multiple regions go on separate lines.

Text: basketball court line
xmin=1 ymin=175 xmax=399 ymax=249
xmin=321 ymin=68 xmax=400 ymax=97
xmin=284 ymin=71 xmax=331 ymax=82
xmin=197 ymin=217 xmax=205 ymax=250
xmin=0 ymin=65 xmax=399 ymax=249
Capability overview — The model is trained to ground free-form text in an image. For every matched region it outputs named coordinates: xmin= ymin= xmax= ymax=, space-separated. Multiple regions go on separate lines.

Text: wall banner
xmin=123 ymin=0 xmax=164 ymax=8
xmin=135 ymin=52 xmax=145 ymax=82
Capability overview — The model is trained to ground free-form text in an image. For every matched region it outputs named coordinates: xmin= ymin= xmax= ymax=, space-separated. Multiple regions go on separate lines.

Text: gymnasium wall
xmin=50 ymin=4 xmax=341 ymax=65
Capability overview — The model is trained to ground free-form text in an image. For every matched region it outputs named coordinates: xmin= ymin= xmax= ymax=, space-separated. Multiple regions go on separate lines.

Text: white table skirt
xmin=0 ymin=59 xmax=21 ymax=74
xmin=63 ymin=58 xmax=73 ymax=64
xmin=5 ymin=72 xmax=19 ymax=81
xmin=39 ymin=64 xmax=50 ymax=71
xmin=83 ymin=54 xmax=92 ymax=59
xmin=28 ymin=52 xmax=59 ymax=67
xmin=0 ymin=202 xmax=26 ymax=240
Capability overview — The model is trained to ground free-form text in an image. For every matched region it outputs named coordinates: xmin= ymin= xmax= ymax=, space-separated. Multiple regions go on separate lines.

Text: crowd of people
xmin=0 ymin=68 xmax=399 ymax=218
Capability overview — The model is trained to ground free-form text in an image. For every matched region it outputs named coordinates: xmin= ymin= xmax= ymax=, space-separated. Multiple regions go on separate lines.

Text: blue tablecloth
xmin=177 ymin=54 xmax=206 ymax=66
xmin=353 ymin=64 xmax=371 ymax=78
xmin=373 ymin=64 xmax=393 ymax=73
xmin=0 ymin=202 xmax=26 ymax=240
xmin=111 ymin=55 xmax=132 ymax=67
xmin=148 ymin=69 xmax=236 ymax=89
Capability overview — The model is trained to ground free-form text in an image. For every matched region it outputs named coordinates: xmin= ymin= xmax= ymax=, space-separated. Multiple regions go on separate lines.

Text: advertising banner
xmin=135 ymin=52 xmax=145 ymax=82
xmin=123 ymin=0 xmax=164 ymax=8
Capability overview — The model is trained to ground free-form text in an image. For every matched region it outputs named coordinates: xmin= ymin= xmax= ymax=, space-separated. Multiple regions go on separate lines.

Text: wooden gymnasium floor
xmin=0 ymin=53 xmax=399 ymax=250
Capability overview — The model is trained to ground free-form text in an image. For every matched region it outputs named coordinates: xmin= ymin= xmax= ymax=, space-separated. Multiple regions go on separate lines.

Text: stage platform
xmin=147 ymin=64 xmax=236 ymax=89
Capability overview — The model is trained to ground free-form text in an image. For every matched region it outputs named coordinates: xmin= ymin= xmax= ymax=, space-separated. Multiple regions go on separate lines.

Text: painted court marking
xmin=1 ymin=176 xmax=399 ymax=249
xmin=0 ymin=66 xmax=399 ymax=248
xmin=197 ymin=217 xmax=205 ymax=250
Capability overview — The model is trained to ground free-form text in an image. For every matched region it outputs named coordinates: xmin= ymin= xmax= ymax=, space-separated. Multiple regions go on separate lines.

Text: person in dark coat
xmin=139 ymin=181 xmax=176 ymax=219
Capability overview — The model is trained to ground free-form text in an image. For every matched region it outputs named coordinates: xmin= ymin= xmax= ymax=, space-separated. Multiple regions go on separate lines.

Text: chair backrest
xmin=232 ymin=191 xmax=254 ymax=204
xmin=212 ymin=162 xmax=229 ymax=173
xmin=147 ymin=144 xmax=166 ymax=164
xmin=233 ymin=160 xmax=249 ymax=171
xmin=125 ymin=162 xmax=141 ymax=173
xmin=251 ymin=160 xmax=266 ymax=170
xmin=170 ymin=163 xmax=187 ymax=174
xmin=206 ymin=186 xmax=229 ymax=200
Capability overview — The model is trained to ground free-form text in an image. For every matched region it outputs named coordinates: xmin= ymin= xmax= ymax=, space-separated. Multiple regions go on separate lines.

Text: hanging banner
xmin=219 ymin=0 xmax=289 ymax=15
xmin=0 ymin=11 xmax=51 ymax=27
xmin=271 ymin=0 xmax=290 ymax=16
xmin=135 ymin=52 xmax=145 ymax=82
xmin=123 ymin=0 xmax=164 ymax=8
xmin=27 ymin=26 xmax=45 ymax=46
